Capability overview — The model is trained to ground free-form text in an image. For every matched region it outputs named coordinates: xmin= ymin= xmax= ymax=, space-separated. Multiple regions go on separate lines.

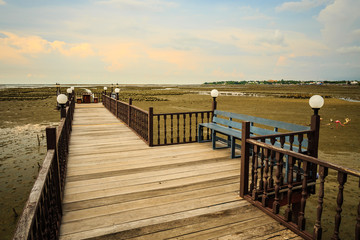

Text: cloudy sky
xmin=0 ymin=0 xmax=359 ymax=84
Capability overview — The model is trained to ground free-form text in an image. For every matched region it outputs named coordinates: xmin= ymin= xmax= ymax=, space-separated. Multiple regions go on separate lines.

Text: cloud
xmin=318 ymin=0 xmax=360 ymax=48
xmin=0 ymin=31 xmax=95 ymax=64
xmin=96 ymin=0 xmax=177 ymax=11
xmin=337 ymin=46 xmax=360 ymax=54
xmin=276 ymin=54 xmax=296 ymax=66
xmin=276 ymin=0 xmax=332 ymax=12
xmin=212 ymin=68 xmax=245 ymax=79
xmin=0 ymin=0 xmax=6 ymax=5
xmin=51 ymin=41 xmax=95 ymax=58
xmin=258 ymin=30 xmax=286 ymax=46
xmin=239 ymin=6 xmax=273 ymax=21
xmin=98 ymin=42 xmax=142 ymax=72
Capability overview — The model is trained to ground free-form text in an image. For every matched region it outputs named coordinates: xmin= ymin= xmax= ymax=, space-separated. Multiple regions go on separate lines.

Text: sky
xmin=0 ymin=0 xmax=359 ymax=84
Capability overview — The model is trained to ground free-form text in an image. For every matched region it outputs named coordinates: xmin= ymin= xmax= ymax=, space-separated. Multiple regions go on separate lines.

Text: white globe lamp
xmin=309 ymin=95 xmax=324 ymax=115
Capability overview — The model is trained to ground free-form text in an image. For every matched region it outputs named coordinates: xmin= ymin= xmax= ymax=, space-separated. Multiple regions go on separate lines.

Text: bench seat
xmin=198 ymin=110 xmax=309 ymax=159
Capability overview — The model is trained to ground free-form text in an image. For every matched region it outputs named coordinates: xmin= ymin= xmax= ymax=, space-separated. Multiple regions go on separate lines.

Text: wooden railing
xmin=103 ymin=95 xmax=151 ymax=145
xmin=103 ymin=95 xmax=213 ymax=146
xmin=153 ymin=111 xmax=212 ymax=146
xmin=13 ymin=96 xmax=75 ymax=240
xmin=239 ymin=119 xmax=360 ymax=240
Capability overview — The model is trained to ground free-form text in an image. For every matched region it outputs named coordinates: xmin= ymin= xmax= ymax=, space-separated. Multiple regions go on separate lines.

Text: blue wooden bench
xmin=198 ymin=110 xmax=310 ymax=158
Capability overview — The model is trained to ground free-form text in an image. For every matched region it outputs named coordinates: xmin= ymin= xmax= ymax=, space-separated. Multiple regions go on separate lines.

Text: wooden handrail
xmin=153 ymin=110 xmax=212 ymax=116
xmin=13 ymin=150 xmax=56 ymax=240
xmin=13 ymin=95 xmax=75 ymax=240
xmin=102 ymin=94 xmax=213 ymax=146
xmin=243 ymin=136 xmax=360 ymax=240
xmin=249 ymin=130 xmax=314 ymax=141
xmin=247 ymin=139 xmax=360 ymax=177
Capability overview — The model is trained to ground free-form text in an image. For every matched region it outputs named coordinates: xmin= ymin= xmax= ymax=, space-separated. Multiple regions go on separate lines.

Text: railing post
xmin=46 ymin=127 xmax=62 ymax=201
xmin=310 ymin=114 xmax=321 ymax=158
xmin=240 ymin=121 xmax=251 ymax=197
xmin=212 ymin=98 xmax=217 ymax=113
xmin=148 ymin=107 xmax=153 ymax=147
xmin=128 ymin=98 xmax=132 ymax=126
xmin=310 ymin=113 xmax=321 ymax=184
xmin=115 ymin=100 xmax=118 ymax=118
xmin=60 ymin=107 xmax=66 ymax=119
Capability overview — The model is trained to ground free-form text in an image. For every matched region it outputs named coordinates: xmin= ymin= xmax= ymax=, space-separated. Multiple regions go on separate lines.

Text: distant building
xmin=351 ymin=81 xmax=359 ymax=85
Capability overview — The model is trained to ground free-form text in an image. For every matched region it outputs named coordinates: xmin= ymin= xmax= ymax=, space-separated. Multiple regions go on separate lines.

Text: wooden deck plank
xmin=59 ymin=103 xmax=300 ymax=240
xmin=110 ymin=205 xmax=264 ymax=240
xmin=65 ymin=163 xmax=239 ymax=194
xmin=62 ymin=183 xmax=239 ymax=222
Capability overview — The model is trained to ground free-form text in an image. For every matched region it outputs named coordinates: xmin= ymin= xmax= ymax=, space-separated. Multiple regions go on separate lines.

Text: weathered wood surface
xmin=59 ymin=103 xmax=301 ymax=240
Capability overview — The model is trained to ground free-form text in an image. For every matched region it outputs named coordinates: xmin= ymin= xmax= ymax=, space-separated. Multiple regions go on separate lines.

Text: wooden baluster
xmin=313 ymin=166 xmax=328 ymax=239
xmin=262 ymin=148 xmax=270 ymax=207
xmin=259 ymin=139 xmax=265 ymax=190
xmin=157 ymin=115 xmax=160 ymax=145
xmin=269 ymin=137 xmax=276 ymax=188
xmin=289 ymin=135 xmax=294 ymax=151
xmin=148 ymin=107 xmax=153 ymax=146
xmin=332 ymin=172 xmax=348 ymax=240
xmin=307 ymin=132 xmax=312 ymax=154
xmin=164 ymin=115 xmax=167 ymax=145
xmin=296 ymin=158 xmax=302 ymax=182
xmin=177 ymin=114 xmax=180 ymax=143
xmin=280 ymin=136 xmax=285 ymax=185
xmin=285 ymin=156 xmax=294 ymax=222
xmin=200 ymin=112 xmax=204 ymax=140
xmin=206 ymin=112 xmax=210 ymax=140
xmin=251 ymin=145 xmax=259 ymax=200
xmin=356 ymin=179 xmax=360 ymax=240
xmin=298 ymin=134 xmax=303 ymax=153
xmin=189 ymin=113 xmax=192 ymax=142
xmin=273 ymin=151 xmax=283 ymax=214
xmin=171 ymin=114 xmax=174 ymax=144
xmin=280 ymin=136 xmax=285 ymax=148
xmin=298 ymin=161 xmax=309 ymax=230
xmin=183 ymin=113 xmax=186 ymax=143
xmin=195 ymin=113 xmax=198 ymax=140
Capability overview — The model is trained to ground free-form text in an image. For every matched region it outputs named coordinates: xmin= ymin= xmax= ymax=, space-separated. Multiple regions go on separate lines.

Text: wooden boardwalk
xmin=59 ymin=103 xmax=301 ymax=240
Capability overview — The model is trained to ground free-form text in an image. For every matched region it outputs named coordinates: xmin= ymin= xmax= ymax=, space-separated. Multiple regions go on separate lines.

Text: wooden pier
xmin=59 ymin=103 xmax=301 ymax=240
xmin=14 ymin=94 xmax=360 ymax=240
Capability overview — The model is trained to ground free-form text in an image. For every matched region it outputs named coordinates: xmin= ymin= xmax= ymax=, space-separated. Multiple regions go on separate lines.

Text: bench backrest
xmin=213 ymin=110 xmax=310 ymax=149
xmin=214 ymin=110 xmax=309 ymax=131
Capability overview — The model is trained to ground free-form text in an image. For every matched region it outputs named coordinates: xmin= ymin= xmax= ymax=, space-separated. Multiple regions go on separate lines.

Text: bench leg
xmin=198 ymin=125 xmax=203 ymax=143
xmin=231 ymin=136 xmax=236 ymax=158
xmin=212 ymin=130 xmax=216 ymax=149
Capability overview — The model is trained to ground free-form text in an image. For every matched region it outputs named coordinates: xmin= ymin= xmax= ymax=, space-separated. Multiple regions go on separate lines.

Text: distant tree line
xmin=203 ymin=80 xmax=359 ymax=85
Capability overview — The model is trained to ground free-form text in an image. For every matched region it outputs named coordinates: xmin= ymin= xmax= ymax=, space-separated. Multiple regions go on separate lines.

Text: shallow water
xmin=0 ymin=124 xmax=57 ymax=239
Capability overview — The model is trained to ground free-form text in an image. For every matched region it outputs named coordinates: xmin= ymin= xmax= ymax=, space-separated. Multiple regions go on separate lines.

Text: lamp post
xmin=211 ymin=89 xmax=219 ymax=112
xmin=57 ymin=94 xmax=68 ymax=118
xmin=115 ymin=88 xmax=120 ymax=100
xmin=309 ymin=95 xmax=324 ymax=158
xmin=55 ymin=83 xmax=61 ymax=95
xmin=66 ymin=88 xmax=72 ymax=106
xmin=111 ymin=84 xmax=114 ymax=96
xmin=104 ymin=86 xmax=107 ymax=95
xmin=309 ymin=95 xmax=324 ymax=116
